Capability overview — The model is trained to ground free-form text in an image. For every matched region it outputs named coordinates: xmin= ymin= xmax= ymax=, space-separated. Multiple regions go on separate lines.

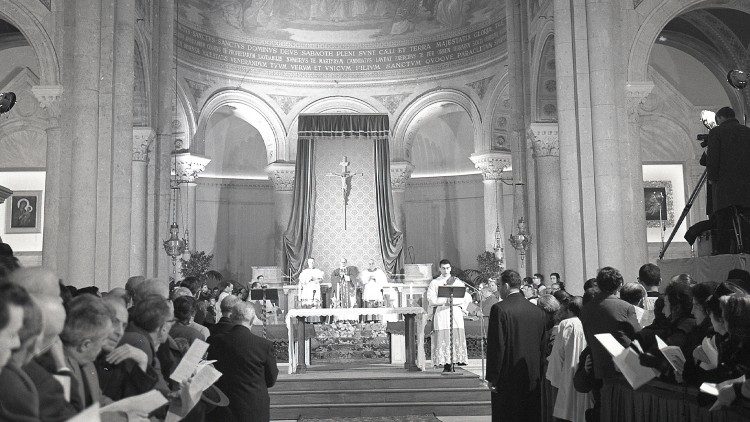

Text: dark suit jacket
xmin=209 ymin=316 xmax=234 ymax=338
xmin=486 ymin=293 xmax=548 ymax=392
xmin=24 ymin=354 xmax=78 ymax=422
xmin=95 ymin=351 xmax=159 ymax=401
xmin=0 ymin=362 xmax=40 ymax=422
xmin=706 ymin=118 xmax=750 ymax=211
xmin=580 ymin=294 xmax=641 ymax=380
xmin=207 ymin=324 xmax=278 ymax=422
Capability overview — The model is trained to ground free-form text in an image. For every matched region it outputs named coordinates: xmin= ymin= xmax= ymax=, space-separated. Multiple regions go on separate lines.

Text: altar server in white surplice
xmin=298 ymin=258 xmax=324 ymax=306
xmin=427 ymin=259 xmax=471 ymax=371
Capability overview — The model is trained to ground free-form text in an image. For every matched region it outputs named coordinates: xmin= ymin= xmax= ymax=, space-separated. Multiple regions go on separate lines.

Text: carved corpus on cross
xmin=326 ymin=156 xmax=362 ymax=230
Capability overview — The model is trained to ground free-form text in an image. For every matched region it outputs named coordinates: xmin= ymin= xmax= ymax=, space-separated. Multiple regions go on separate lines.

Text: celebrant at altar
xmin=427 ymin=259 xmax=472 ymax=372
xmin=331 ymin=258 xmax=359 ymax=308
xmin=298 ymin=258 xmax=324 ymax=307
xmin=360 ymin=259 xmax=388 ymax=321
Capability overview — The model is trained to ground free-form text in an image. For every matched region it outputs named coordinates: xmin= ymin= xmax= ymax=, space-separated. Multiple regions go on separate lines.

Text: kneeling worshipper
xmin=427 ymin=259 xmax=472 ymax=372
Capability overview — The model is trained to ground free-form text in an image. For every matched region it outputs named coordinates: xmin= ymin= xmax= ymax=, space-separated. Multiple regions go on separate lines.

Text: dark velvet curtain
xmin=282 ymin=138 xmax=315 ymax=277
xmin=283 ymin=114 xmax=403 ymax=276
xmin=374 ymin=137 xmax=404 ymax=274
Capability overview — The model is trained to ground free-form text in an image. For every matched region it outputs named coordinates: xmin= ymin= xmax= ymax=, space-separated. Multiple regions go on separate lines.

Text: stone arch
xmin=392 ymin=88 xmax=483 ymax=161
xmin=627 ymin=0 xmax=750 ymax=85
xmin=133 ymin=25 xmax=151 ymax=127
xmin=486 ymin=75 xmax=511 ymax=153
xmin=529 ymin=16 xmax=556 ymax=122
xmin=0 ymin=0 xmax=59 ymax=85
xmin=193 ymin=89 xmax=286 ymax=164
xmin=533 ymin=34 xmax=557 ymax=123
xmin=174 ymin=81 xmax=196 ymax=149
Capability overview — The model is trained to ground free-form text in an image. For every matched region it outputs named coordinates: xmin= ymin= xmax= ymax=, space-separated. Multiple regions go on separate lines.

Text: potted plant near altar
xmin=182 ymin=250 xmax=214 ymax=280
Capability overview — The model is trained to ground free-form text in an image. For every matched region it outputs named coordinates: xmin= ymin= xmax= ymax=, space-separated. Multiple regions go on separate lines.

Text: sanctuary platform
xmin=657 ymin=253 xmax=750 ymax=286
xmin=269 ymin=365 xmax=491 ymax=420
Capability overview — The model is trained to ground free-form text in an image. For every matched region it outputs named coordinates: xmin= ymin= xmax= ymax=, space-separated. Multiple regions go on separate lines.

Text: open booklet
xmin=595 ymin=333 xmax=658 ymax=390
xmin=655 ymin=335 xmax=686 ymax=374
xmin=167 ymin=339 xmax=223 ymax=419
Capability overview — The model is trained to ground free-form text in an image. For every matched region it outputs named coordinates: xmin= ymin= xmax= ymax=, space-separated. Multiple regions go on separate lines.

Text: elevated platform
xmin=657 ymin=253 xmax=750 ymax=286
xmin=270 ymin=364 xmax=491 ymax=420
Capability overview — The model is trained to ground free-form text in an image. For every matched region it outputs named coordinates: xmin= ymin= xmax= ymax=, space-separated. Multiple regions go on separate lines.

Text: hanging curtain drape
xmin=282 ymin=138 xmax=315 ymax=277
xmin=374 ymin=137 xmax=404 ymax=275
xmin=282 ymin=114 xmax=403 ymax=276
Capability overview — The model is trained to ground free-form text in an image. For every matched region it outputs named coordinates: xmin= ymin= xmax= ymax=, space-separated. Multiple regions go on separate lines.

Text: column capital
xmin=266 ymin=162 xmax=296 ymax=192
xmin=172 ymin=152 xmax=211 ymax=183
xmin=625 ymin=81 xmax=655 ymax=121
xmin=390 ymin=161 xmax=414 ymax=191
xmin=133 ymin=127 xmax=156 ymax=162
xmin=470 ymin=152 xmax=512 ymax=180
xmin=31 ymin=85 xmax=64 ymax=118
xmin=527 ymin=122 xmax=560 ymax=158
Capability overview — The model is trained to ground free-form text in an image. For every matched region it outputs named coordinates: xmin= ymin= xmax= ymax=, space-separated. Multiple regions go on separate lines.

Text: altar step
xmin=270 ymin=367 xmax=491 ymax=419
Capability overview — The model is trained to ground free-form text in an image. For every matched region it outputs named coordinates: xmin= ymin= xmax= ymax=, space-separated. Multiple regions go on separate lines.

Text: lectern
xmin=437 ymin=285 xmax=466 ymax=373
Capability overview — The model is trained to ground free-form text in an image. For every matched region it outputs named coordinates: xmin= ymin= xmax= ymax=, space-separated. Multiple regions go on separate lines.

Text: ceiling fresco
xmin=178 ymin=0 xmax=505 ymax=79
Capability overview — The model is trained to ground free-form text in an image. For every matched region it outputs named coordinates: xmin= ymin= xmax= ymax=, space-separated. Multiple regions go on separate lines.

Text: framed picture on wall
xmin=5 ymin=191 xmax=42 ymax=234
xmin=644 ymin=181 xmax=674 ymax=228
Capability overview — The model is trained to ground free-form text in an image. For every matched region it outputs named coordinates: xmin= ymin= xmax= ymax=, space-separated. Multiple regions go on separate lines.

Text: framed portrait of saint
xmin=643 ymin=181 xmax=674 ymax=228
xmin=5 ymin=191 xmax=42 ymax=234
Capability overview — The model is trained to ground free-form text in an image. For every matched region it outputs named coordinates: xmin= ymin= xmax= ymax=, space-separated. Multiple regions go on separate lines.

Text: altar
xmin=285 ymin=306 xmax=426 ymax=374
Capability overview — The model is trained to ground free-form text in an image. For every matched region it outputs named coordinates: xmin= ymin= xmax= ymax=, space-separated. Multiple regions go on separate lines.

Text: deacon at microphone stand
xmin=427 ymin=259 xmax=471 ymax=373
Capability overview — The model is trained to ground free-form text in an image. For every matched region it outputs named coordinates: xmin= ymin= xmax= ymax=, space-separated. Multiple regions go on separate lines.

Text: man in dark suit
xmin=207 ymin=301 xmax=278 ymax=422
xmin=580 ymin=266 xmax=641 ymax=421
xmin=209 ymin=294 xmax=239 ymax=338
xmin=706 ymin=106 xmax=750 ymax=253
xmin=486 ymin=269 xmax=549 ymax=422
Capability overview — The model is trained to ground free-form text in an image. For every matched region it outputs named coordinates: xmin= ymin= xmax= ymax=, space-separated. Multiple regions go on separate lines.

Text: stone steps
xmin=269 ymin=368 xmax=492 ymax=419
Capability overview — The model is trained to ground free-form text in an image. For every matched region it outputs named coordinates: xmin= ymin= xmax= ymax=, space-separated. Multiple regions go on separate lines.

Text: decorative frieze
xmin=389 ymin=161 xmax=415 ymax=190
xmin=470 ymin=152 xmax=512 ymax=180
xmin=527 ymin=122 xmax=559 ymax=158
xmin=31 ymin=85 xmax=64 ymax=117
xmin=625 ymin=82 xmax=655 ymax=122
xmin=132 ymin=127 xmax=156 ymax=162
xmin=266 ymin=162 xmax=296 ymax=192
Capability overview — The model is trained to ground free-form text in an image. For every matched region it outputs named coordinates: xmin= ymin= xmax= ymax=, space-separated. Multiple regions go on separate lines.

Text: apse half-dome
xmin=177 ymin=1 xmax=505 ymax=81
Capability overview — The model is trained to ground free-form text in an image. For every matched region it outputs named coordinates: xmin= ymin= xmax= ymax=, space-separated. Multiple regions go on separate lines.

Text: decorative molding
xmin=39 ymin=0 xmax=51 ymax=10
xmin=31 ymin=85 xmax=64 ymax=116
xmin=466 ymin=76 xmax=494 ymax=100
xmin=172 ymin=152 xmax=211 ymax=183
xmin=469 ymin=152 xmax=512 ymax=180
xmin=0 ymin=185 xmax=12 ymax=204
xmin=184 ymin=78 xmax=211 ymax=104
xmin=625 ymin=81 xmax=656 ymax=121
xmin=132 ymin=127 xmax=156 ymax=162
xmin=633 ymin=0 xmax=645 ymax=9
xmin=266 ymin=161 xmax=296 ymax=192
xmin=268 ymin=94 xmax=307 ymax=115
xmin=389 ymin=161 xmax=415 ymax=191
xmin=372 ymin=93 xmax=411 ymax=115
xmin=527 ymin=122 xmax=559 ymax=158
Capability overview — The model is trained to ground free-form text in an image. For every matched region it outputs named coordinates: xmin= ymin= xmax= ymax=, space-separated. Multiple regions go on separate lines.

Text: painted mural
xmin=180 ymin=0 xmax=502 ymax=43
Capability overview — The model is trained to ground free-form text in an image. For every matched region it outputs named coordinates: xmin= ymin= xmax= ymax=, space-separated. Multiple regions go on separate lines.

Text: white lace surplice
xmin=427 ymin=276 xmax=471 ymax=365
xmin=546 ymin=317 xmax=593 ymax=421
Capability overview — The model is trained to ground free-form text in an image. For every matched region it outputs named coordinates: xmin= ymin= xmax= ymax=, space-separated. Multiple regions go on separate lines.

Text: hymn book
xmin=595 ymin=333 xmax=658 ymax=389
xmin=655 ymin=335 xmax=686 ymax=374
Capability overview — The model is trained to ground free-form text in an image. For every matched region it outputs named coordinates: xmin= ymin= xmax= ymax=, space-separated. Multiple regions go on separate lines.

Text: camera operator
xmin=705 ymin=107 xmax=750 ymax=253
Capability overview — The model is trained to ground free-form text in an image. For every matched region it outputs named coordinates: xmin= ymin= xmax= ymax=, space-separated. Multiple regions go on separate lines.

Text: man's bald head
xmin=220 ymin=294 xmax=240 ymax=316
xmin=133 ymin=278 xmax=169 ymax=304
xmin=229 ymin=301 xmax=256 ymax=325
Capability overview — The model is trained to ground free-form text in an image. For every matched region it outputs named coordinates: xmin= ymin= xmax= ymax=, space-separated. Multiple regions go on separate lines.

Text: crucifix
xmin=326 ymin=156 xmax=362 ymax=230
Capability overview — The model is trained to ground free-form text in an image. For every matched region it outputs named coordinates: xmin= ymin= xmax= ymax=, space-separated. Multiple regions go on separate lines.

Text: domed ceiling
xmin=178 ymin=0 xmax=505 ymax=80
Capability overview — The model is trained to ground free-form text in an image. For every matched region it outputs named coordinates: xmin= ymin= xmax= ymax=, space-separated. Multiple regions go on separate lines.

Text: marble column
xmin=470 ymin=152 xmax=512 ymax=265
xmin=32 ymin=85 xmax=64 ymax=275
xmin=506 ymin=0 xmax=531 ymax=275
xmin=152 ymin=0 xmax=176 ymax=278
xmin=528 ymin=123 xmax=565 ymax=282
xmin=68 ymin=0 xmax=102 ymax=285
xmin=267 ymin=162 xmax=296 ymax=268
xmin=624 ymin=83 xmax=654 ymax=273
xmin=586 ymin=0 xmax=625 ymax=271
xmin=110 ymin=0 xmax=136 ymax=285
xmin=390 ymin=161 xmax=414 ymax=233
xmin=173 ymin=152 xmax=211 ymax=252
xmin=131 ymin=127 xmax=155 ymax=277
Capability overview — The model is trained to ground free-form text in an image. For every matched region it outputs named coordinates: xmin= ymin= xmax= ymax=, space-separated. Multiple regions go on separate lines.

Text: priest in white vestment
xmin=427 ymin=259 xmax=471 ymax=371
xmin=298 ymin=258 xmax=324 ymax=307
xmin=360 ymin=259 xmax=388 ymax=321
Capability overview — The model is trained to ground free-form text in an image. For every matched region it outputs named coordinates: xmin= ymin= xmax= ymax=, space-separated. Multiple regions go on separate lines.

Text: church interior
xmin=1 ymin=0 xmax=750 ymax=420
